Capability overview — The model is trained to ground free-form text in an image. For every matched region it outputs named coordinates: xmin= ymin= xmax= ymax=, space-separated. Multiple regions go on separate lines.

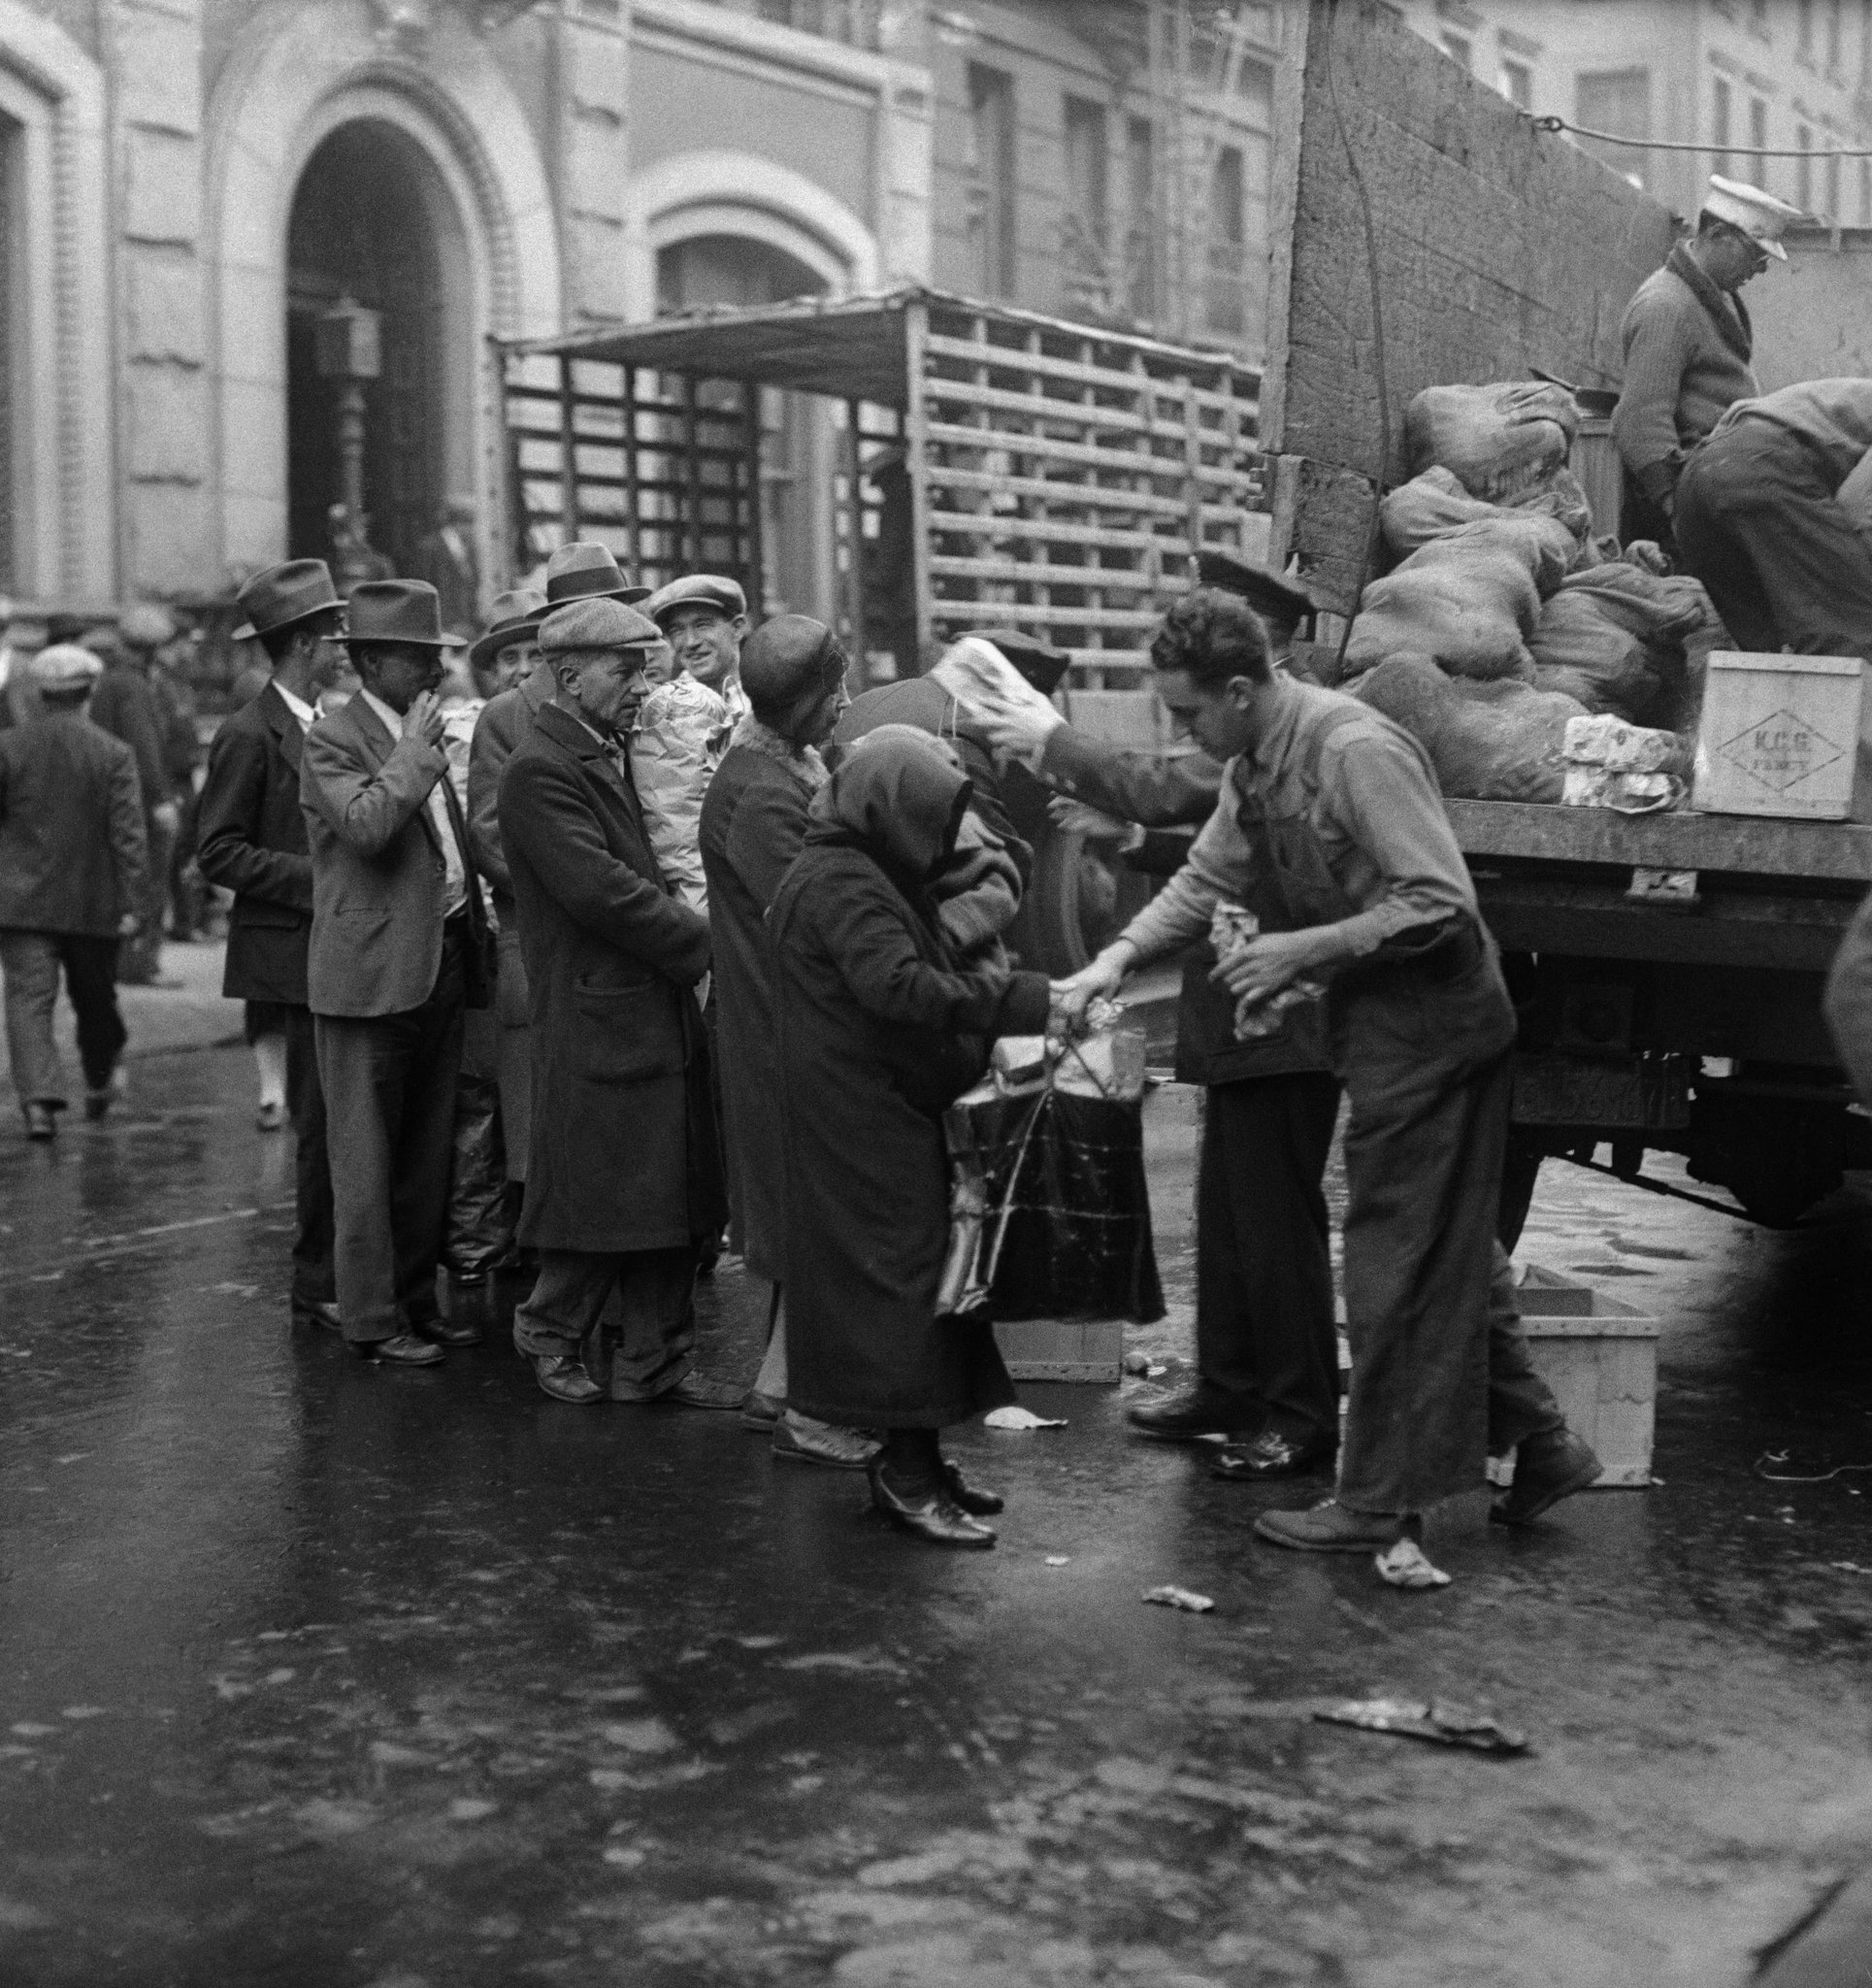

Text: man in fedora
xmin=466 ymin=587 xmax=544 ymax=705
xmin=301 ymin=579 xmax=491 ymax=1366
xmin=498 ymin=594 xmax=736 ymax=1408
xmin=642 ymin=574 xmax=749 ymax=724
xmin=469 ymin=545 xmax=647 ymax=1199
xmin=196 ymin=560 xmax=347 ymax=1328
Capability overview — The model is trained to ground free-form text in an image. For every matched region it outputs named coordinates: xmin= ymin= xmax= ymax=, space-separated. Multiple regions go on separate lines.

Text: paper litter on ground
xmin=1142 ymin=1586 xmax=1215 ymax=1613
xmin=984 ymin=1406 xmax=1067 ymax=1431
xmin=1374 ymin=1538 xmax=1454 ymax=1589
xmin=1314 ymin=1698 xmax=1528 ymax=1755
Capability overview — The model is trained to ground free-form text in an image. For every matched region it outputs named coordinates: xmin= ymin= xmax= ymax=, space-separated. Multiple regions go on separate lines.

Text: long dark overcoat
xmin=194 ymin=681 xmax=315 ymax=1006
xmin=499 ymin=701 xmax=724 ymax=1254
xmin=697 ymin=739 xmax=817 ymax=1281
xmin=770 ymin=769 xmax=1050 ymax=1431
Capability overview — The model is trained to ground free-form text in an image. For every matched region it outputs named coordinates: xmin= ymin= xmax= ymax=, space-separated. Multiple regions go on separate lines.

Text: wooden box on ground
xmin=994 ymin=1317 xmax=1123 ymax=1383
xmin=1508 ymin=1264 xmax=1659 ymax=1488
xmin=1691 ymin=652 xmax=1864 ymax=822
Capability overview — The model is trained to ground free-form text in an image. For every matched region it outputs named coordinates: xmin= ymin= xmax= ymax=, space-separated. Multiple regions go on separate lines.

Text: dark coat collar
xmin=534 ymin=700 xmax=640 ymax=814
xmin=254 ymin=679 xmax=305 ymax=769
xmin=1666 ymin=243 xmax=1753 ymax=362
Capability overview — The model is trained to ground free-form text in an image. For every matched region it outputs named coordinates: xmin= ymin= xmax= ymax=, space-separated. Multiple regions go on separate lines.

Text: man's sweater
xmin=1612 ymin=249 xmax=1759 ymax=507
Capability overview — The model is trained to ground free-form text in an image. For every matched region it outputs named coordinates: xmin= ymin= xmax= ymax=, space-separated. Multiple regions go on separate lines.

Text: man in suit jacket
xmin=499 ymin=595 xmax=735 ymax=1408
xmin=195 ymin=559 xmax=346 ymax=1329
xmin=300 ymin=580 xmax=489 ymax=1366
xmin=0 ymin=644 xmax=148 ymax=1140
xmin=411 ymin=495 xmax=482 ymax=639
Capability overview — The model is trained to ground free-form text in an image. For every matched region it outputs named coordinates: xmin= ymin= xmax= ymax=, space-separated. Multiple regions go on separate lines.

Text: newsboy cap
xmin=30 ymin=643 xmax=104 ymax=690
xmin=233 ymin=558 xmax=344 ymax=643
xmin=119 ymin=604 xmax=177 ymax=651
xmin=1192 ymin=549 xmax=1318 ymax=632
xmin=543 ymin=540 xmax=651 ymax=608
xmin=538 ymin=596 xmax=664 ymax=654
xmin=642 ymin=574 xmax=747 ymax=627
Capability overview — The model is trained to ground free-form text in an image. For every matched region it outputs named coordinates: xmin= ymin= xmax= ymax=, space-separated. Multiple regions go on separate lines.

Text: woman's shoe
xmin=939 ymin=1459 xmax=1004 ymax=1515
xmin=867 ymin=1459 xmax=996 ymax=1548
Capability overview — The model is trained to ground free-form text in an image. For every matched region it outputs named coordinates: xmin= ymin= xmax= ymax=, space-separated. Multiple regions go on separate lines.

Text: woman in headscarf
xmin=770 ymin=729 xmax=1054 ymax=1547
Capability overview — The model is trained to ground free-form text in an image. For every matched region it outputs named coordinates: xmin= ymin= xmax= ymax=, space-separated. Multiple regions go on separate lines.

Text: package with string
xmin=940 ymin=1006 xmax=1164 ymax=1325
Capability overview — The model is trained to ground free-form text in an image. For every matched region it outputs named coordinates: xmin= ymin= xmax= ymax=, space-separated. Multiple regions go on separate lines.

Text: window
xmin=964 ymin=64 xmax=1016 ymax=299
xmin=1711 ymin=75 xmax=1732 ymax=174
xmin=1062 ymin=96 xmax=1108 ymax=313
xmin=1797 ymin=121 xmax=1814 ymax=208
xmin=1863 ymin=0 xmax=1872 ymax=90
xmin=1123 ymin=116 xmax=1155 ymax=321
xmin=1441 ymin=32 xmax=1472 ymax=69
xmin=1500 ymin=57 xmax=1532 ymax=110
xmin=1860 ymin=156 xmax=1871 ymax=222
xmin=1798 ymin=0 xmax=1815 ymax=58
xmin=1576 ymin=69 xmax=1651 ymax=188
xmin=752 ymin=0 xmax=879 ymax=47
xmin=1204 ymin=145 xmax=1247 ymax=336
xmin=1750 ymin=95 xmax=1769 ymax=182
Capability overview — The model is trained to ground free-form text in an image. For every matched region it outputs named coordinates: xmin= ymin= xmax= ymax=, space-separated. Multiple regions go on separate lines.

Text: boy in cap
xmin=1612 ymin=175 xmax=1802 ymax=552
xmin=0 ymin=645 xmax=148 ymax=1139
xmin=643 ymin=575 xmax=750 ymax=724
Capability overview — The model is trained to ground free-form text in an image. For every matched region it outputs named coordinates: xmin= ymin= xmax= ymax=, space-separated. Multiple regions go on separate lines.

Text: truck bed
xmin=1447 ymin=800 xmax=1872 ymax=885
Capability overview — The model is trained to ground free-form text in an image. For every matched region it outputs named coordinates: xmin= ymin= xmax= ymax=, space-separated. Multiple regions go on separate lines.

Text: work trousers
xmin=1334 ymin=952 xmax=1562 ymax=1517
xmin=491 ymin=911 xmax=530 ymax=1183
xmin=314 ymin=933 xmax=466 ymax=1344
xmin=1676 ymin=419 xmax=1872 ymax=660
xmin=0 ymin=930 xmax=126 ymax=1110
xmin=1195 ymin=1072 xmax=1342 ymax=1446
xmin=512 ymin=1245 xmax=697 ymax=1398
xmin=281 ymin=1003 xmax=336 ymax=1310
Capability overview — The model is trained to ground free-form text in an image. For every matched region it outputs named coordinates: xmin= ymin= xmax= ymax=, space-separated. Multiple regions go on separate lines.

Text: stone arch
xmin=204 ymin=1 xmax=561 ymax=574
xmin=627 ymin=149 xmax=882 ymax=311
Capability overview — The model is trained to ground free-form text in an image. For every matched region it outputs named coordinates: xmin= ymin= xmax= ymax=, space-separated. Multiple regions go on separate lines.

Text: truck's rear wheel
xmin=1023 ymin=827 xmax=1123 ymax=977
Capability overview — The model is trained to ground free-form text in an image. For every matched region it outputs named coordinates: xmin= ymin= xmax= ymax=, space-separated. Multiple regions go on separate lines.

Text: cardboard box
xmin=1691 ymin=651 xmax=1863 ymax=821
xmin=1507 ymin=1264 xmax=1659 ymax=1488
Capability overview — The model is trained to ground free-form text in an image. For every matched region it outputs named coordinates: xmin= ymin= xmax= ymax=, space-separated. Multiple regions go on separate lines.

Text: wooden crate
xmin=1507 ymin=1265 xmax=1659 ymax=1488
xmin=1691 ymin=652 xmax=1864 ymax=822
xmin=994 ymin=1316 xmax=1123 ymax=1384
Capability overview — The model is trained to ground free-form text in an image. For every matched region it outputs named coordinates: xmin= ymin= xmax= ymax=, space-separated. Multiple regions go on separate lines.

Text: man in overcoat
xmin=195 ymin=559 xmax=346 ymax=1329
xmin=300 ymin=579 xmax=489 ymax=1366
xmin=469 ymin=543 xmax=652 ymax=1192
xmin=500 ymin=596 xmax=736 ymax=1408
xmin=701 ymin=614 xmax=870 ymax=1466
xmin=0 ymin=644 xmax=148 ymax=1138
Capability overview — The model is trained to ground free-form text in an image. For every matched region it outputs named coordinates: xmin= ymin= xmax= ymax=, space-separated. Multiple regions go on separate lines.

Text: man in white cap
xmin=497 ymin=594 xmax=738 ymax=1409
xmin=0 ymin=644 xmax=148 ymax=1139
xmin=1612 ymin=175 xmax=1803 ymax=552
xmin=642 ymin=575 xmax=750 ymax=724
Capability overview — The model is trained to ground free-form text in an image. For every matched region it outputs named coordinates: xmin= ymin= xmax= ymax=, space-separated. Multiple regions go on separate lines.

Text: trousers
xmin=491 ymin=913 xmax=531 ymax=1183
xmin=1195 ymin=1072 xmax=1342 ymax=1444
xmin=119 ymin=813 xmax=175 ymax=983
xmin=281 ymin=1003 xmax=336 ymax=1309
xmin=1334 ymin=949 xmax=1562 ymax=1516
xmin=314 ymin=935 xmax=466 ymax=1343
xmin=1 ymin=930 xmax=126 ymax=1109
xmin=512 ymin=1245 xmax=697 ymax=1397
xmin=1676 ymin=419 xmax=1872 ymax=659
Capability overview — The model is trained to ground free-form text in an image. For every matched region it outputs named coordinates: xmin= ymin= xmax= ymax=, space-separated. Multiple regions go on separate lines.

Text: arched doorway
xmin=656 ymin=234 xmax=831 ymax=619
xmin=284 ymin=120 xmax=471 ymax=577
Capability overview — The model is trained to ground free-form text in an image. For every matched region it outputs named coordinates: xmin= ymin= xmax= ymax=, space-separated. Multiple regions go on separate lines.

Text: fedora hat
xmin=468 ymin=588 xmax=547 ymax=675
xmin=543 ymin=540 xmax=651 ymax=608
xmin=344 ymin=579 xmax=465 ymax=650
xmin=232 ymin=559 xmax=344 ymax=643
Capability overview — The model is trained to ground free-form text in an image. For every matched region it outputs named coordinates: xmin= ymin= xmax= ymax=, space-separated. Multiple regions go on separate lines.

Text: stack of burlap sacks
xmin=1329 ymin=382 xmax=1731 ymax=806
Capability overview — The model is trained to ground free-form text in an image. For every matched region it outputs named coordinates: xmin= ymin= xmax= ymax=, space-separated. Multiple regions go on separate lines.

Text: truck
xmin=493 ymin=0 xmax=1872 ymax=1233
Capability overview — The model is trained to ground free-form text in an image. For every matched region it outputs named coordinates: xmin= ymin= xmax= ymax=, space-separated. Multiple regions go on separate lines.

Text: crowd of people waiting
xmin=0 ymin=535 xmax=1619 ymax=1575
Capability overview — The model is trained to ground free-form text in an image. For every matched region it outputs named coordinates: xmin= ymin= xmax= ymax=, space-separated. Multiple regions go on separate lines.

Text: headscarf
xmin=807 ymin=727 xmax=970 ymax=881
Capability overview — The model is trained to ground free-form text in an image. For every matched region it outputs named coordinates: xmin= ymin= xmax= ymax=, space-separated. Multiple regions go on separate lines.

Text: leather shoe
xmin=642 ymin=1372 xmax=744 ymax=1411
xmin=22 ymin=1103 xmax=55 ymax=1142
xmin=772 ymin=1412 xmax=877 ymax=1470
xmin=867 ymin=1460 xmax=996 ymax=1548
xmin=739 ymin=1388 xmax=784 ymax=1432
xmin=1127 ymin=1379 xmax=1261 ymax=1443
xmin=1253 ymin=1497 xmax=1404 ymax=1553
xmin=1211 ymin=1431 xmax=1336 ymax=1481
xmin=532 ymin=1354 xmax=604 ymax=1405
xmin=1491 ymin=1427 xmax=1603 ymax=1526
xmin=355 ymin=1333 xmax=444 ymax=1368
xmin=412 ymin=1313 xmax=482 ymax=1347
xmin=292 ymin=1299 xmax=344 ymax=1334
xmin=940 ymin=1460 xmax=1004 ymax=1515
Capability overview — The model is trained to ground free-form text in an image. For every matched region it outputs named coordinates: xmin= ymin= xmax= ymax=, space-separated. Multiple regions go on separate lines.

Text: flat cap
xmin=643 ymin=574 xmax=747 ymax=627
xmin=30 ymin=643 xmax=104 ymax=689
xmin=119 ymin=604 xmax=177 ymax=650
xmin=1193 ymin=549 xmax=1318 ymax=630
xmin=538 ymin=596 xmax=664 ymax=653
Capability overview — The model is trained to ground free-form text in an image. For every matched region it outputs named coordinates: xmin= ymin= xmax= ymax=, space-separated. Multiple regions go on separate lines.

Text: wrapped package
xmin=930 ymin=635 xmax=1056 ymax=739
xmin=1210 ymin=901 xmax=1324 ymax=1041
xmin=1561 ymin=767 xmax=1686 ymax=813
xmin=629 ymin=674 xmax=729 ymax=912
xmin=1354 ymin=653 xmax=1587 ymax=804
xmin=1403 ymin=381 xmax=1581 ymax=502
xmin=1562 ymin=712 xmax=1688 ymax=775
